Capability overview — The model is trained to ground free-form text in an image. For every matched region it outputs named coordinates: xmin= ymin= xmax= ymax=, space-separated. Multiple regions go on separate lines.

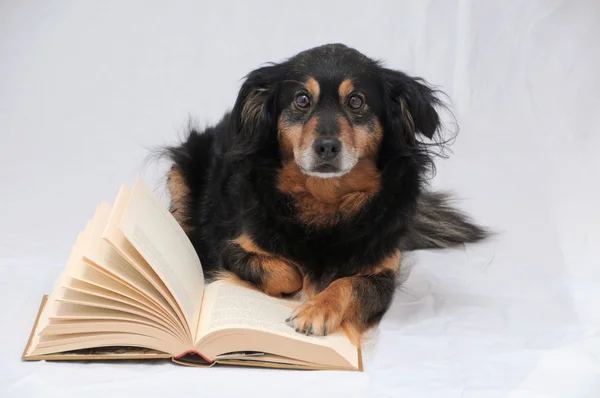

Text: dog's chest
xmin=276 ymin=161 xmax=381 ymax=227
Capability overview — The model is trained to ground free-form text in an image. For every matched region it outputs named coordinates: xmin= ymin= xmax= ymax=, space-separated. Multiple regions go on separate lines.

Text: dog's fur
xmin=165 ymin=44 xmax=488 ymax=339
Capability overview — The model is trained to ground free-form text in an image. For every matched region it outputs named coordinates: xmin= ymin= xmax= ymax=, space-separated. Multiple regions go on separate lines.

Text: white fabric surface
xmin=1 ymin=1 xmax=599 ymax=397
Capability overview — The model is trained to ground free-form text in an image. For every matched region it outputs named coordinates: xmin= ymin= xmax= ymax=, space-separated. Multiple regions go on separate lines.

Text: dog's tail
xmin=399 ymin=191 xmax=490 ymax=251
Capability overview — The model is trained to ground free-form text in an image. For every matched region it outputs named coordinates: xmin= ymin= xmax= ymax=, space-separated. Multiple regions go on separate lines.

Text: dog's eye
xmin=295 ymin=94 xmax=311 ymax=109
xmin=348 ymin=94 xmax=364 ymax=110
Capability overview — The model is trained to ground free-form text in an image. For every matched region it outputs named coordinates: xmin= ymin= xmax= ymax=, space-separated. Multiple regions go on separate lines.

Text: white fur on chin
xmin=295 ymin=146 xmax=358 ymax=179
xmin=302 ymin=169 xmax=351 ymax=178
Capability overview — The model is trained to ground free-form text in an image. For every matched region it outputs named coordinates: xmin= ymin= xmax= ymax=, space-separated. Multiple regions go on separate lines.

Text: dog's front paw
xmin=285 ymin=295 xmax=344 ymax=336
xmin=261 ymin=258 xmax=303 ymax=297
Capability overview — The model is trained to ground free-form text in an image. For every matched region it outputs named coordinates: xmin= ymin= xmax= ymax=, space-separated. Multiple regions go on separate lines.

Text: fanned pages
xmin=22 ymin=177 xmax=362 ymax=371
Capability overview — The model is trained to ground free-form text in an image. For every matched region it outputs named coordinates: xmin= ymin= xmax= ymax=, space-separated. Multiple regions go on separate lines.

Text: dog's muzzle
xmin=296 ymin=138 xmax=358 ymax=178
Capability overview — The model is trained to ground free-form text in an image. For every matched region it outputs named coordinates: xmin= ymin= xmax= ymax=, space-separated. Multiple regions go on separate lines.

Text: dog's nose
xmin=313 ymin=138 xmax=342 ymax=161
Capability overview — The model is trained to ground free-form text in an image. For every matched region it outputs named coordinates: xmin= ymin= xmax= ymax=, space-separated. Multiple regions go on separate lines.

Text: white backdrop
xmin=1 ymin=1 xmax=599 ymax=397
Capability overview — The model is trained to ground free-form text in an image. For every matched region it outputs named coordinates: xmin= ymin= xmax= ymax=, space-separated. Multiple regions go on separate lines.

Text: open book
xmin=22 ymin=178 xmax=362 ymax=371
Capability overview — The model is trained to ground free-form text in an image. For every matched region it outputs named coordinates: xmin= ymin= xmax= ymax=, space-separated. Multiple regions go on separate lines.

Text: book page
xmin=56 ymin=287 xmax=170 ymax=327
xmin=70 ymin=261 xmax=179 ymax=330
xmin=196 ymin=281 xmax=358 ymax=368
xmin=62 ymin=277 xmax=185 ymax=340
xmin=197 ymin=281 xmax=297 ymax=336
xmin=84 ymin=201 xmax=183 ymax=331
xmin=118 ymin=178 xmax=204 ymax=339
xmin=26 ymin=222 xmax=186 ymax=358
xmin=103 ymin=184 xmax=192 ymax=340
xmin=51 ymin=301 xmax=166 ymax=325
xmin=26 ymin=224 xmax=94 ymax=356
xmin=31 ymin=331 xmax=186 ymax=357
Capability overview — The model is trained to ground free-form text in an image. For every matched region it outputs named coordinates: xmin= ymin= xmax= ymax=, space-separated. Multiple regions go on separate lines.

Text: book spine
xmin=173 ymin=350 xmax=214 ymax=363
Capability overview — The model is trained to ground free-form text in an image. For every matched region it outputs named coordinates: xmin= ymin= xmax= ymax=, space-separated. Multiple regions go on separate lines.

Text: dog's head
xmin=230 ymin=43 xmax=446 ymax=177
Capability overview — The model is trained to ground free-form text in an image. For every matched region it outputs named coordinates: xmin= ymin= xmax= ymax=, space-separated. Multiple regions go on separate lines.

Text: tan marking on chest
xmin=277 ymin=160 xmax=381 ymax=226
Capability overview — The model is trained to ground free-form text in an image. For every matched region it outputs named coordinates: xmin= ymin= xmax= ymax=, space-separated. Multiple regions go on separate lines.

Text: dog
xmin=165 ymin=43 xmax=488 ymax=340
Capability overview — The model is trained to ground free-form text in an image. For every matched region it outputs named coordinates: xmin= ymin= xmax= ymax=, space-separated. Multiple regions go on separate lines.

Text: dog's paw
xmin=285 ymin=295 xmax=344 ymax=336
xmin=261 ymin=258 xmax=303 ymax=297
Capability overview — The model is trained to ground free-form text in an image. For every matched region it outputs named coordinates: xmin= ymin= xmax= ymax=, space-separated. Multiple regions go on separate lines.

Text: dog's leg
xmin=219 ymin=234 xmax=303 ymax=297
xmin=287 ymin=250 xmax=400 ymax=338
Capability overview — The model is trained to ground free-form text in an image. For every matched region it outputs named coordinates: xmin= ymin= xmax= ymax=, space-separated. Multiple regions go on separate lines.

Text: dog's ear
xmin=381 ymin=68 xmax=442 ymax=141
xmin=230 ymin=63 xmax=283 ymax=147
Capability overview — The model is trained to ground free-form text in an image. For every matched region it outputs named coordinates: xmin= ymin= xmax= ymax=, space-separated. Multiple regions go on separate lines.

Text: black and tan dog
xmin=165 ymin=44 xmax=488 ymax=340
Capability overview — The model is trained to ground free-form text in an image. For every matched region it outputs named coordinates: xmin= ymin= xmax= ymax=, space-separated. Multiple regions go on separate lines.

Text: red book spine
xmin=173 ymin=350 xmax=214 ymax=363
